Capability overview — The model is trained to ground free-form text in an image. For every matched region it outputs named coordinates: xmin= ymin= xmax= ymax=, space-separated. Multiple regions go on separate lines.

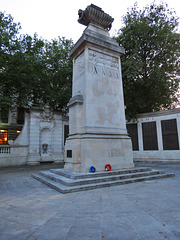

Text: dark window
xmin=126 ymin=124 xmax=139 ymax=150
xmin=67 ymin=150 xmax=72 ymax=158
xmin=64 ymin=125 xmax=69 ymax=145
xmin=142 ymin=122 xmax=158 ymax=150
xmin=0 ymin=130 xmax=8 ymax=144
xmin=17 ymin=108 xmax=25 ymax=124
xmin=161 ymin=119 xmax=179 ymax=150
xmin=8 ymin=128 xmax=22 ymax=141
xmin=0 ymin=108 xmax=8 ymax=123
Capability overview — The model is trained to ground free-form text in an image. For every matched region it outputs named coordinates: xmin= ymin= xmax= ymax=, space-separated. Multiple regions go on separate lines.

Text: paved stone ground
xmin=0 ymin=163 xmax=180 ymax=240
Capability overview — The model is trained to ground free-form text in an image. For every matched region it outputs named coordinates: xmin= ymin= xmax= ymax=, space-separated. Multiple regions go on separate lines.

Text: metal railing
xmin=0 ymin=146 xmax=11 ymax=154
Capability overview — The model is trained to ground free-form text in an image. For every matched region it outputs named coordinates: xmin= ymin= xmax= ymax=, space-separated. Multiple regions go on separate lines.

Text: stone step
xmin=32 ymin=168 xmax=175 ymax=194
xmin=38 ymin=169 xmax=166 ymax=186
xmin=50 ymin=167 xmax=152 ymax=179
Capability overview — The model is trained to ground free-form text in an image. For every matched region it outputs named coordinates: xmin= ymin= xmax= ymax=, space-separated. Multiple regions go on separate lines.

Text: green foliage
xmin=116 ymin=2 xmax=180 ymax=120
xmin=43 ymin=37 xmax=73 ymax=111
xmin=0 ymin=12 xmax=21 ymax=108
xmin=0 ymin=12 xmax=73 ymax=112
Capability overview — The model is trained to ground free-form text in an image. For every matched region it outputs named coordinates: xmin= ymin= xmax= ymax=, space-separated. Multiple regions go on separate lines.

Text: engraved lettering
xmin=88 ymin=49 xmax=119 ymax=78
xmin=94 ymin=66 xmax=98 ymax=74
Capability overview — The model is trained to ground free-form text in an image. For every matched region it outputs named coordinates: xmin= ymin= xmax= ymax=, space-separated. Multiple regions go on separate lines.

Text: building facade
xmin=0 ymin=107 xmax=25 ymax=145
xmin=0 ymin=105 xmax=68 ymax=167
xmin=126 ymin=108 xmax=180 ymax=163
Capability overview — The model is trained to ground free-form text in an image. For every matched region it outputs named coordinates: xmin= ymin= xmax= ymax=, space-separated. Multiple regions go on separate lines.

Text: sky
xmin=1 ymin=0 xmax=180 ymax=42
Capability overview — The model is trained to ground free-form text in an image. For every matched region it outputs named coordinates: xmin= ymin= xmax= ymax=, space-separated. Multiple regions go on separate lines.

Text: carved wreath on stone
xmin=40 ymin=104 xmax=53 ymax=122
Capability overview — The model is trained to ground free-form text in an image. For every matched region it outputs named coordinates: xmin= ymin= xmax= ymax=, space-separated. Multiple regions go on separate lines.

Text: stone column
xmin=156 ymin=119 xmax=163 ymax=151
xmin=176 ymin=113 xmax=180 ymax=149
xmin=137 ymin=121 xmax=143 ymax=152
xmin=27 ymin=108 xmax=41 ymax=165
xmin=64 ymin=5 xmax=134 ymax=172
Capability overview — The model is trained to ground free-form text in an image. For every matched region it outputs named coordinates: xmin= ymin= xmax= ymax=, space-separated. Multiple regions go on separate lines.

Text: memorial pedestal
xmin=65 ymin=134 xmax=134 ymax=172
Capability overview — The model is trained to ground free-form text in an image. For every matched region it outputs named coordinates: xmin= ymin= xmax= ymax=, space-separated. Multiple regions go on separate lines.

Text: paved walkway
xmin=0 ymin=163 xmax=180 ymax=240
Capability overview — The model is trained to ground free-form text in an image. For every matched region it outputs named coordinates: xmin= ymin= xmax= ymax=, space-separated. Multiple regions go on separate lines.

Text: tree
xmin=0 ymin=11 xmax=21 ymax=109
xmin=0 ymin=12 xmax=73 ymax=112
xmin=2 ymin=33 xmax=46 ymax=108
xmin=116 ymin=2 xmax=180 ymax=120
xmin=42 ymin=37 xmax=73 ymax=111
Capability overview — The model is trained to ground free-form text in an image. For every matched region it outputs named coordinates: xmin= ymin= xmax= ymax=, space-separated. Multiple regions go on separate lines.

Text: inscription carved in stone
xmin=88 ymin=49 xmax=119 ymax=79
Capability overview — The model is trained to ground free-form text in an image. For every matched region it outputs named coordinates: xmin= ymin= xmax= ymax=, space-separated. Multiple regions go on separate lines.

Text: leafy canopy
xmin=0 ymin=12 xmax=21 ymax=108
xmin=0 ymin=12 xmax=73 ymax=112
xmin=116 ymin=2 xmax=180 ymax=120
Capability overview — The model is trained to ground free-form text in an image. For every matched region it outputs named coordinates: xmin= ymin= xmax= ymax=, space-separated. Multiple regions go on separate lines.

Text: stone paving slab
xmin=0 ymin=163 xmax=180 ymax=240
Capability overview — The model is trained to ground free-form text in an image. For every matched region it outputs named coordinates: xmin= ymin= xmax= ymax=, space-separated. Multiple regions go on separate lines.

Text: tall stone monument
xmin=64 ymin=4 xmax=134 ymax=172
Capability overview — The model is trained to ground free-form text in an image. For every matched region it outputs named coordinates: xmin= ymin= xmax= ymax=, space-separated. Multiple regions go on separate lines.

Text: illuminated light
xmin=1 ymin=130 xmax=5 ymax=132
xmin=4 ymin=138 xmax=7 ymax=141
xmin=17 ymin=131 xmax=21 ymax=133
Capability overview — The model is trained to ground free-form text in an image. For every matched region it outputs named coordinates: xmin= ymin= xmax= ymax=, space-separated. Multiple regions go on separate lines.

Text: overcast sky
xmin=1 ymin=0 xmax=180 ymax=42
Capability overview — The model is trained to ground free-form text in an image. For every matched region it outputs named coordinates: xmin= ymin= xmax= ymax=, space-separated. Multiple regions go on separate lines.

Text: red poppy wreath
xmin=105 ymin=164 xmax=112 ymax=171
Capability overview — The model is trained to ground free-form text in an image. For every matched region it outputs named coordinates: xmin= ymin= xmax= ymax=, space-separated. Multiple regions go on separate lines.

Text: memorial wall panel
xmin=161 ymin=119 xmax=179 ymax=150
xmin=126 ymin=124 xmax=139 ymax=151
xmin=142 ymin=122 xmax=158 ymax=150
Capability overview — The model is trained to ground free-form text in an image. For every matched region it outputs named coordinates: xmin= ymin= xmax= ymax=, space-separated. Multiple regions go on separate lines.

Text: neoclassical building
xmin=0 ymin=105 xmax=69 ymax=167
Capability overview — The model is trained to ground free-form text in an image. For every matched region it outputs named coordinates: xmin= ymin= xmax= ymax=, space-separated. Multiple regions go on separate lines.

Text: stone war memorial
xmin=33 ymin=4 xmax=175 ymax=193
xmin=64 ymin=4 xmax=134 ymax=172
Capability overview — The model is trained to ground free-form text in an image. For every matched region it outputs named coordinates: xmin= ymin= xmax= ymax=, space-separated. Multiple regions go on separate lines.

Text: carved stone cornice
xmin=70 ymin=23 xmax=125 ymax=58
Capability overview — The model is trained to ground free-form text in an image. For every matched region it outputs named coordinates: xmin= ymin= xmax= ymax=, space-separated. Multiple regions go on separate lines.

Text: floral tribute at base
xmin=105 ymin=164 xmax=112 ymax=171
xmin=89 ymin=166 xmax=96 ymax=173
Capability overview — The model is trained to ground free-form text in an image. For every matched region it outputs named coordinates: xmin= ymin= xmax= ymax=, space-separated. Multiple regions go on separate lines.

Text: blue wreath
xmin=89 ymin=165 xmax=96 ymax=173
